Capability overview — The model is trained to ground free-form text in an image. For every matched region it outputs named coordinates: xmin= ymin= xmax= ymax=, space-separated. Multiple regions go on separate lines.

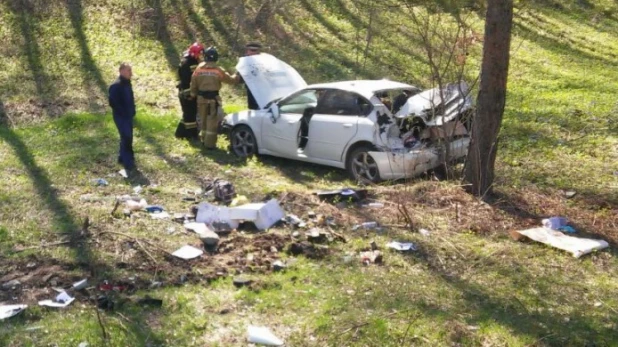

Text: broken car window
xmin=279 ymin=90 xmax=318 ymax=114
xmin=315 ymin=90 xmax=371 ymax=116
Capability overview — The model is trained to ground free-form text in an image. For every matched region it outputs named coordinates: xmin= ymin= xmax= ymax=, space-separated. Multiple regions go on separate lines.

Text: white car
xmin=223 ymin=54 xmax=473 ymax=183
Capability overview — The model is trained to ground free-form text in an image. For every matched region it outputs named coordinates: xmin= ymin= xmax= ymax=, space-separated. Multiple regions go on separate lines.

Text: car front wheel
xmin=347 ymin=146 xmax=380 ymax=183
xmin=230 ymin=125 xmax=258 ymax=157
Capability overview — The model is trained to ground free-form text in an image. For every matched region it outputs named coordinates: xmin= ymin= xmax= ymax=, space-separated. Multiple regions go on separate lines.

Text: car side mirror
xmin=269 ymin=104 xmax=280 ymax=123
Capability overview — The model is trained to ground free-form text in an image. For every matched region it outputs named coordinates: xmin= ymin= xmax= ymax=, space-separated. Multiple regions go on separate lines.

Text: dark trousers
xmin=175 ymin=96 xmax=199 ymax=139
xmin=113 ymin=115 xmax=135 ymax=171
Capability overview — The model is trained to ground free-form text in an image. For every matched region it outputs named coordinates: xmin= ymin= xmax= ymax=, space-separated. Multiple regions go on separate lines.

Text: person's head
xmin=203 ymin=46 xmax=219 ymax=62
xmin=188 ymin=42 xmax=205 ymax=59
xmin=119 ymin=62 xmax=132 ymax=80
xmin=245 ymin=42 xmax=262 ymax=56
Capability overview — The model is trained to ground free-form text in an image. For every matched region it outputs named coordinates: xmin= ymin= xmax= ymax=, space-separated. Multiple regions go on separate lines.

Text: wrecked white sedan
xmin=224 ymin=53 xmax=473 ymax=183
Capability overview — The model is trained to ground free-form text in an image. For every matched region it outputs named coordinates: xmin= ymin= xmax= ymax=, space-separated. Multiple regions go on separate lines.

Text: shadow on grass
xmin=64 ymin=0 xmax=108 ymax=112
xmin=146 ymin=0 xmax=180 ymax=69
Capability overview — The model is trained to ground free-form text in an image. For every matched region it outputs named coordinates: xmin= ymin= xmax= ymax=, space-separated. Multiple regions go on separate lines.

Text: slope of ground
xmin=1 ymin=0 xmax=617 ymax=346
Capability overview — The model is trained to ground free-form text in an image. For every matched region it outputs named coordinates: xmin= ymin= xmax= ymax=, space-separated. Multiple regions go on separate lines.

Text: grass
xmin=0 ymin=0 xmax=617 ymax=346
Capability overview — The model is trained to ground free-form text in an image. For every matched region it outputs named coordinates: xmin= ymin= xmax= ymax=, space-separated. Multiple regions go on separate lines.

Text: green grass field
xmin=1 ymin=0 xmax=617 ymax=346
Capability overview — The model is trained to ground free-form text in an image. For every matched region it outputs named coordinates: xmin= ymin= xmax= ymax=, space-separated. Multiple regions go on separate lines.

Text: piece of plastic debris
xmin=196 ymin=203 xmax=240 ymax=229
xmin=565 ymin=191 xmax=577 ymax=199
xmin=172 ymin=245 xmax=203 ymax=260
xmin=72 ymin=279 xmax=88 ymax=290
xmin=558 ymin=226 xmax=577 ymax=234
xmin=594 ymin=302 xmax=603 ymax=308
xmin=386 ymin=242 xmax=417 ymax=252
xmin=118 ymin=169 xmax=128 ymax=178
xmin=272 ymin=260 xmax=286 ymax=272
xmin=229 ymin=199 xmax=285 ymax=230
xmin=285 ymin=214 xmax=305 ymax=228
xmin=78 ymin=342 xmax=89 ymax=347
xmin=25 ymin=326 xmax=43 ymax=331
xmin=184 ymin=222 xmax=208 ymax=234
xmin=133 ymin=185 xmax=143 ymax=194
xmin=145 ymin=205 xmax=164 ymax=213
xmin=0 ymin=305 xmax=27 ymax=320
xmin=542 ymin=217 xmax=568 ymax=230
xmin=199 ymin=230 xmax=220 ymax=247
xmin=150 ymin=211 xmax=170 ymax=220
xmin=315 ymin=188 xmax=367 ymax=202
xmin=137 ymin=296 xmax=163 ymax=308
xmin=366 ymin=202 xmax=384 ymax=208
xmin=233 ymin=277 xmax=253 ymax=288
xmin=38 ymin=291 xmax=75 ymax=308
xmin=247 ymin=326 xmax=284 ymax=346
xmin=419 ymin=228 xmax=431 ymax=236
xmin=98 ymin=281 xmax=127 ymax=292
xmin=92 ymin=178 xmax=109 ymax=187
xmin=513 ymin=227 xmax=609 ymax=258
xmin=126 ymin=199 xmax=148 ymax=212
xmin=352 ymin=222 xmax=379 ymax=231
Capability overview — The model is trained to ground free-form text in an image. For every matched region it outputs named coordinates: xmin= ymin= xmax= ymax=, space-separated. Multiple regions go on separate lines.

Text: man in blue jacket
xmin=108 ymin=63 xmax=136 ymax=176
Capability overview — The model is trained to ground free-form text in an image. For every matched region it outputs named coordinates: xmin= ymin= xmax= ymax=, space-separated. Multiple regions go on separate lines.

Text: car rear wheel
xmin=230 ymin=125 xmax=257 ymax=158
xmin=347 ymin=145 xmax=380 ymax=183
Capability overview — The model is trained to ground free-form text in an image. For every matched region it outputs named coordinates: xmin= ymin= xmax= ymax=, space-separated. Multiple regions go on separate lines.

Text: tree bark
xmin=464 ymin=0 xmax=513 ymax=197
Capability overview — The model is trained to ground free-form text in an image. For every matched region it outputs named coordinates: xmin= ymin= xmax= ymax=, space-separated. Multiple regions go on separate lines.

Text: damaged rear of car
xmin=366 ymin=82 xmax=473 ymax=181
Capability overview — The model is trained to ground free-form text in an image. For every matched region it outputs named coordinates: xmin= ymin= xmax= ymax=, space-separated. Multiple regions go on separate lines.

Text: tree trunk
xmin=464 ymin=0 xmax=513 ymax=197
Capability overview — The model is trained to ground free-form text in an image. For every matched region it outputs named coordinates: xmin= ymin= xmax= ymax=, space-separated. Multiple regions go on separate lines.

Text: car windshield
xmin=279 ymin=90 xmax=318 ymax=114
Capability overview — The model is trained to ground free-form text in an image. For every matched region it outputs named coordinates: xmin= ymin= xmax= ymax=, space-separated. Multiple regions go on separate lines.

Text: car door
xmin=261 ymin=90 xmax=318 ymax=158
xmin=304 ymin=90 xmax=372 ymax=162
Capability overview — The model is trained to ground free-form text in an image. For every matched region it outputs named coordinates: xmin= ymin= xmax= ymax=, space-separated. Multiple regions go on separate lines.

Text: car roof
xmin=306 ymin=80 xmax=418 ymax=99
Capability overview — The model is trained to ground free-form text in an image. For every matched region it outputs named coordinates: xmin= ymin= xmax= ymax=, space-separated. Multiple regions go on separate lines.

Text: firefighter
xmin=175 ymin=42 xmax=204 ymax=139
xmin=235 ymin=42 xmax=262 ymax=110
xmin=190 ymin=46 xmax=236 ymax=149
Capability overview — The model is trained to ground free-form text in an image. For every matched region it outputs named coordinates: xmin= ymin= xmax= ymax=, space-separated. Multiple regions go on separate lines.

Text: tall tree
xmin=464 ymin=0 xmax=514 ymax=196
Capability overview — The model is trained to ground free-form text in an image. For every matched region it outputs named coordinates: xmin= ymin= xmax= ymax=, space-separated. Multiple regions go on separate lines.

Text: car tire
xmin=346 ymin=145 xmax=381 ymax=184
xmin=230 ymin=125 xmax=258 ymax=158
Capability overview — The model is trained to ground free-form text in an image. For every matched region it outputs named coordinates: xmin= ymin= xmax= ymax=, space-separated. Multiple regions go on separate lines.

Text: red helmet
xmin=188 ymin=42 xmax=204 ymax=59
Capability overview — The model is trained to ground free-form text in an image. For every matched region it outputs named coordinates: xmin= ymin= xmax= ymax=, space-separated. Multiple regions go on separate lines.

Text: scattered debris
xmin=199 ymin=229 xmax=220 ymax=247
xmin=247 ymin=325 xmax=284 ymax=346
xmin=184 ymin=222 xmax=208 ymax=234
xmin=2 ymin=279 xmax=21 ymax=290
xmin=196 ymin=203 xmax=240 ymax=229
xmin=212 ymin=179 xmax=237 ymax=204
xmin=272 ymin=260 xmax=286 ymax=272
xmin=365 ymin=202 xmax=384 ymax=208
xmin=150 ymin=211 xmax=171 ymax=220
xmin=542 ymin=217 xmax=568 ymax=230
xmin=558 ymin=226 xmax=577 ymax=234
xmin=370 ymin=240 xmax=378 ymax=251
xmin=284 ymin=214 xmax=306 ymax=228
xmin=98 ymin=281 xmax=127 ymax=292
xmin=145 ymin=205 xmax=165 ymax=213
xmin=78 ymin=342 xmax=89 ymax=347
xmin=126 ymin=199 xmax=148 ymax=212
xmin=118 ymin=169 xmax=128 ymax=178
xmin=172 ymin=245 xmax=203 ymax=260
xmin=92 ymin=178 xmax=109 ymax=187
xmin=513 ymin=227 xmax=609 ymax=258
xmin=565 ymin=191 xmax=577 ymax=199
xmin=39 ymin=291 xmax=75 ymax=308
xmin=137 ymin=296 xmax=163 ymax=308
xmin=97 ymin=295 xmax=114 ymax=311
xmin=352 ymin=222 xmax=380 ymax=231
xmin=306 ymin=228 xmax=330 ymax=244
xmin=133 ymin=185 xmax=143 ymax=194
xmin=315 ymin=188 xmax=367 ymax=202
xmin=419 ymin=228 xmax=431 ymax=236
xmin=0 ymin=305 xmax=27 ymax=320
xmin=73 ymin=279 xmax=88 ymax=290
xmin=360 ymin=250 xmax=383 ymax=265
xmin=233 ymin=277 xmax=253 ymax=288
xmin=229 ymin=199 xmax=285 ymax=230
xmin=386 ymin=242 xmax=417 ymax=252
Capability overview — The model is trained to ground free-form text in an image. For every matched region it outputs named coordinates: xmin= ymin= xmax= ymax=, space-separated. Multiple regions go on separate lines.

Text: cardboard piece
xmin=196 ymin=203 xmax=240 ymax=229
xmin=515 ymin=227 xmax=609 ymax=258
xmin=229 ymin=199 xmax=285 ymax=230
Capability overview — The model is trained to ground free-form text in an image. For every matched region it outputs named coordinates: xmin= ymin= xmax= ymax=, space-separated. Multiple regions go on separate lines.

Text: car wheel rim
xmin=232 ymin=130 xmax=255 ymax=157
xmin=352 ymin=152 xmax=378 ymax=181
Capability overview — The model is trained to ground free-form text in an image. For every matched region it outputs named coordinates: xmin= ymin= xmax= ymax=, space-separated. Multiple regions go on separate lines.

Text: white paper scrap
xmin=516 ymin=227 xmax=609 ymax=258
xmin=172 ymin=245 xmax=203 ymax=260
xmin=247 ymin=325 xmax=284 ymax=346
xmin=38 ymin=291 xmax=75 ymax=308
xmin=386 ymin=242 xmax=417 ymax=252
xmin=0 ymin=305 xmax=27 ymax=320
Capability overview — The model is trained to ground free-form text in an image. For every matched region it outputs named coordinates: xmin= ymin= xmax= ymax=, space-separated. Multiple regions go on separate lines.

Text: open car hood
xmin=236 ymin=53 xmax=307 ymax=110
xmin=394 ymin=81 xmax=472 ymax=126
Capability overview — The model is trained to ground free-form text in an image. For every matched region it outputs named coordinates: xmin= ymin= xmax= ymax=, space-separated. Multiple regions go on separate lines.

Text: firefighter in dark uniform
xmin=190 ymin=47 xmax=236 ymax=149
xmin=175 ymin=42 xmax=204 ymax=139
xmin=235 ymin=42 xmax=262 ymax=110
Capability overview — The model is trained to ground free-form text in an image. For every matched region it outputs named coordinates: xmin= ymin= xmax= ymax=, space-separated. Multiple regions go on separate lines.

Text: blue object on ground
xmin=145 ymin=205 xmax=164 ymax=213
xmin=558 ymin=226 xmax=577 ymax=233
